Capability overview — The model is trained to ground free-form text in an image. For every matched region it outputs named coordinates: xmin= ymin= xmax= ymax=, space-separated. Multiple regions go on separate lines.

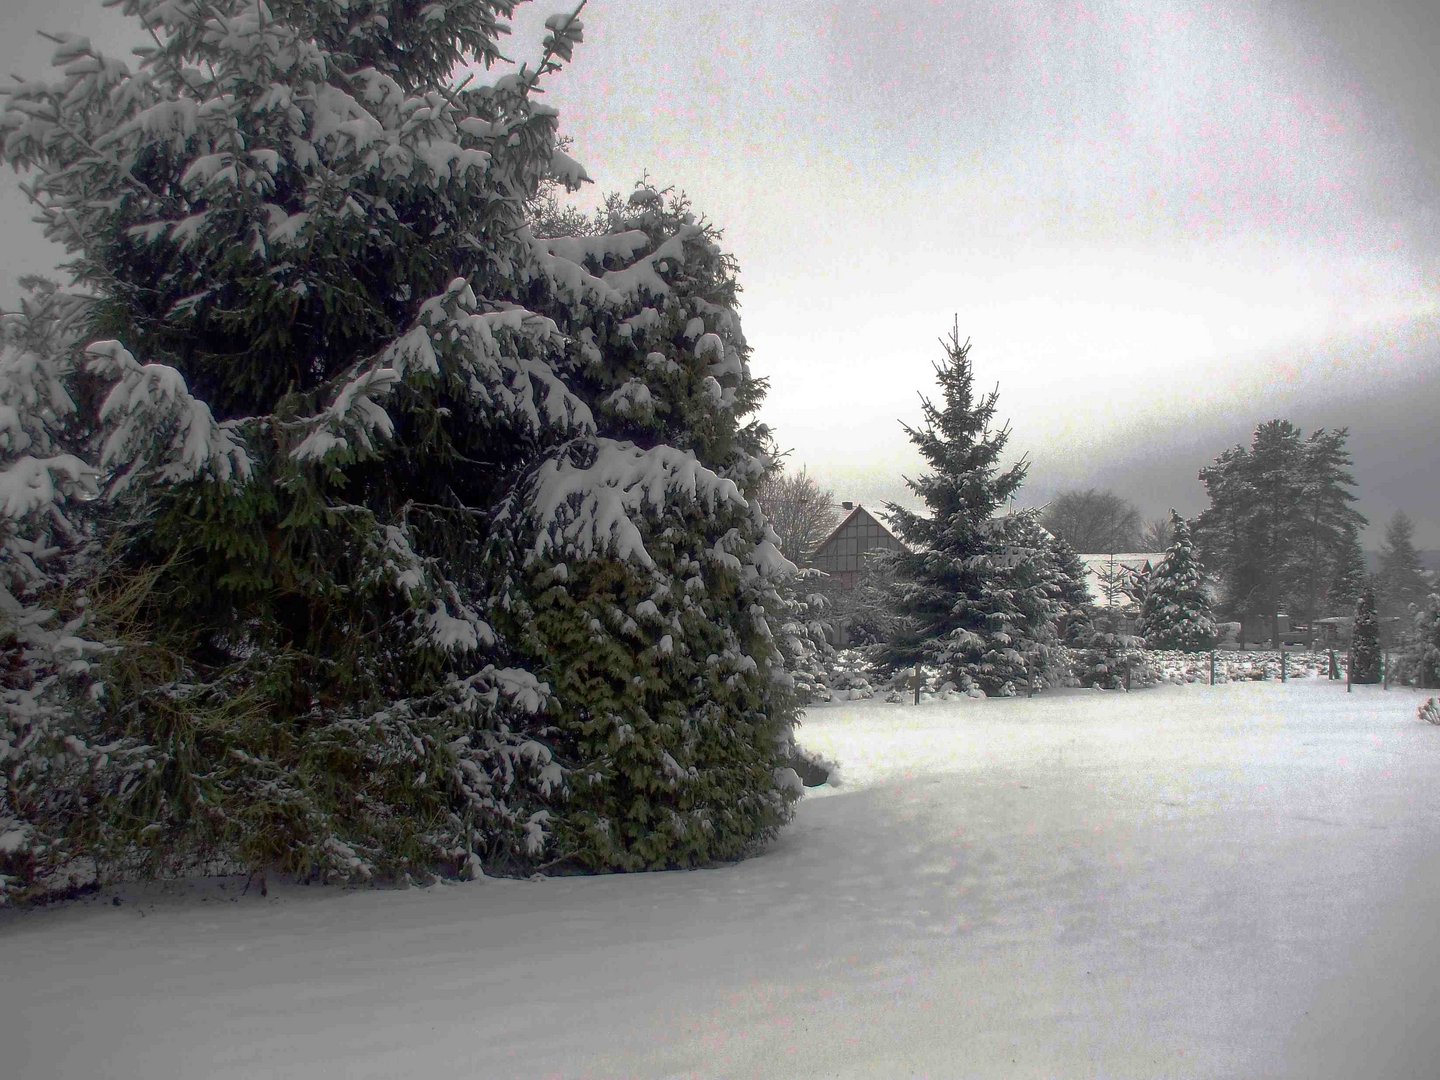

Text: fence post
xmin=1346 ymin=650 xmax=1353 ymax=693
xmin=1328 ymin=648 xmax=1338 ymax=680
xmin=1210 ymin=650 xmax=1216 ymax=685
xmin=1281 ymin=650 xmax=1288 ymax=683
xmin=1383 ymin=648 xmax=1390 ymax=690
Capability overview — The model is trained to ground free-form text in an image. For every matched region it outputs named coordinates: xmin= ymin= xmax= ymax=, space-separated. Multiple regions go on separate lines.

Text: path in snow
xmin=4 ymin=681 xmax=1438 ymax=1078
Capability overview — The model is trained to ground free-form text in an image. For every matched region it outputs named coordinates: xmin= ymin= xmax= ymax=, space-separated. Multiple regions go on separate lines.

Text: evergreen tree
xmin=1196 ymin=421 xmax=1365 ymax=640
xmin=1139 ymin=511 xmax=1217 ymax=651
xmin=0 ymin=281 xmax=106 ymax=901
xmin=874 ymin=326 xmax=1059 ymax=694
xmin=1043 ymin=531 xmax=1094 ymax=642
xmin=1350 ymin=586 xmax=1382 ymax=684
xmin=501 ymin=187 xmax=799 ymax=870
xmin=1409 ymin=592 xmax=1440 ymax=690
xmin=1 ymin=2 xmax=798 ymax=895
xmin=1377 ymin=511 xmax=1427 ymax=618
xmin=1295 ymin=428 xmax=1367 ymax=618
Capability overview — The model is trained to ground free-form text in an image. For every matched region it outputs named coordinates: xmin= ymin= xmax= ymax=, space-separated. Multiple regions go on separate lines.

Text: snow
xmin=5 ymin=680 xmax=1440 ymax=1079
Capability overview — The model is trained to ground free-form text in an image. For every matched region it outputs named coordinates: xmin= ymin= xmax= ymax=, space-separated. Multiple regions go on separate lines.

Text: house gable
xmin=811 ymin=505 xmax=907 ymax=588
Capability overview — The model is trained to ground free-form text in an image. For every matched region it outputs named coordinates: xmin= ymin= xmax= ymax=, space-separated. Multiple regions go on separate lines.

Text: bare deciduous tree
xmin=1040 ymin=488 xmax=1143 ymax=554
xmin=1139 ymin=516 xmax=1174 ymax=552
xmin=754 ymin=468 xmax=837 ymax=565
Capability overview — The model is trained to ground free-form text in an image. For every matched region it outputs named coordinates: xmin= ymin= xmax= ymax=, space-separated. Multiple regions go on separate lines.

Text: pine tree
xmin=1 ymin=3 xmax=798 ymax=893
xmin=1351 ymin=586 xmax=1382 ymax=684
xmin=1296 ymin=428 xmax=1368 ymax=619
xmin=1196 ymin=422 xmax=1365 ymax=641
xmin=874 ymin=326 xmax=1059 ymax=694
xmin=1377 ymin=511 xmax=1427 ymax=618
xmin=1139 ymin=511 xmax=1217 ymax=651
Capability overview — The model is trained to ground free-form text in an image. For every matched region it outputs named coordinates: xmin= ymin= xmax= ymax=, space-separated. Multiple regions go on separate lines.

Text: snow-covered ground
xmin=5 ymin=681 xmax=1439 ymax=1079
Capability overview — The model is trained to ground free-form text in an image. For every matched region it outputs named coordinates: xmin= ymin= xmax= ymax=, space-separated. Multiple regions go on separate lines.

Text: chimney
xmin=841 ymin=501 xmax=854 ymax=511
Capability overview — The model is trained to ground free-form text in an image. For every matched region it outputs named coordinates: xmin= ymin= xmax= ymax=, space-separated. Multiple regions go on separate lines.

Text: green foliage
xmin=504 ymin=495 xmax=796 ymax=871
xmin=2 ymin=2 xmax=797 ymax=897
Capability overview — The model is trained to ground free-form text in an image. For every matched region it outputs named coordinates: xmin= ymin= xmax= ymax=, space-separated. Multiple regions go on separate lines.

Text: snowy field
xmin=5 ymin=681 xmax=1439 ymax=1079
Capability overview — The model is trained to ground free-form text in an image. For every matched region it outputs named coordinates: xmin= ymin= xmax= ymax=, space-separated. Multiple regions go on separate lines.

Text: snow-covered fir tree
xmin=1138 ymin=511 xmax=1217 ymax=652
xmin=497 ymin=186 xmax=800 ymax=870
xmin=1350 ymin=586 xmax=1382 ymax=684
xmin=1407 ymin=592 xmax=1440 ymax=690
xmin=874 ymin=326 xmax=1060 ymax=695
xmin=0 ymin=281 xmax=108 ymax=901
xmin=0 ymin=1 xmax=798 ymax=897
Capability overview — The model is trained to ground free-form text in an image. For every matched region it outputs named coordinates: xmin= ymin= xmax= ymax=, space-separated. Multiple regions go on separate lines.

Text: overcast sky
xmin=3 ymin=0 xmax=1437 ymax=544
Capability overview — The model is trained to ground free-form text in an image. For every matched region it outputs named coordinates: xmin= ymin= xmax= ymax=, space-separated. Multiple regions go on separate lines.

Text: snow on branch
xmin=528 ymin=438 xmax=745 ymax=568
xmin=290 ymin=365 xmax=400 ymax=464
xmin=415 ymin=277 xmax=593 ymax=435
xmin=88 ymin=341 xmax=251 ymax=493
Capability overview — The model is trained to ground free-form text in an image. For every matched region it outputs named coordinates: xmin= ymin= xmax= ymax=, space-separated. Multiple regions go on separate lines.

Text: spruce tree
xmin=874 ymin=325 xmax=1059 ymax=694
xmin=1139 ymin=511 xmax=1217 ymax=651
xmin=1351 ymin=587 xmax=1382 ymax=684
xmin=1 ymin=2 xmax=798 ymax=893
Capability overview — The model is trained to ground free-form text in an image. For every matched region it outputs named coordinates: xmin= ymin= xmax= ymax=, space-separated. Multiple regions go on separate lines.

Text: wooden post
xmin=1383 ymin=648 xmax=1390 ymax=690
xmin=1346 ymin=650 xmax=1353 ymax=693
xmin=912 ymin=667 xmax=921 ymax=705
xmin=1328 ymin=648 xmax=1338 ymax=680
xmin=1281 ymin=649 xmax=1288 ymax=683
xmin=1210 ymin=650 xmax=1217 ymax=686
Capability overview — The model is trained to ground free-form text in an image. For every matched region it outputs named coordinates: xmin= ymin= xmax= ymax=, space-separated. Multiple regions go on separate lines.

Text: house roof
xmin=812 ymin=504 xmax=907 ymax=561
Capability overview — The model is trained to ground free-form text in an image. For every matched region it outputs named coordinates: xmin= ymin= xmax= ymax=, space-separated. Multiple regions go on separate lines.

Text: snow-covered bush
xmin=1 ymin=2 xmax=798 ymax=893
xmin=773 ymin=572 xmax=836 ymax=705
xmin=827 ymin=650 xmax=877 ymax=699
xmin=1070 ymin=620 xmax=1155 ymax=690
xmin=1420 ymin=698 xmax=1440 ymax=726
xmin=1146 ymin=649 xmax=1335 ymax=684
